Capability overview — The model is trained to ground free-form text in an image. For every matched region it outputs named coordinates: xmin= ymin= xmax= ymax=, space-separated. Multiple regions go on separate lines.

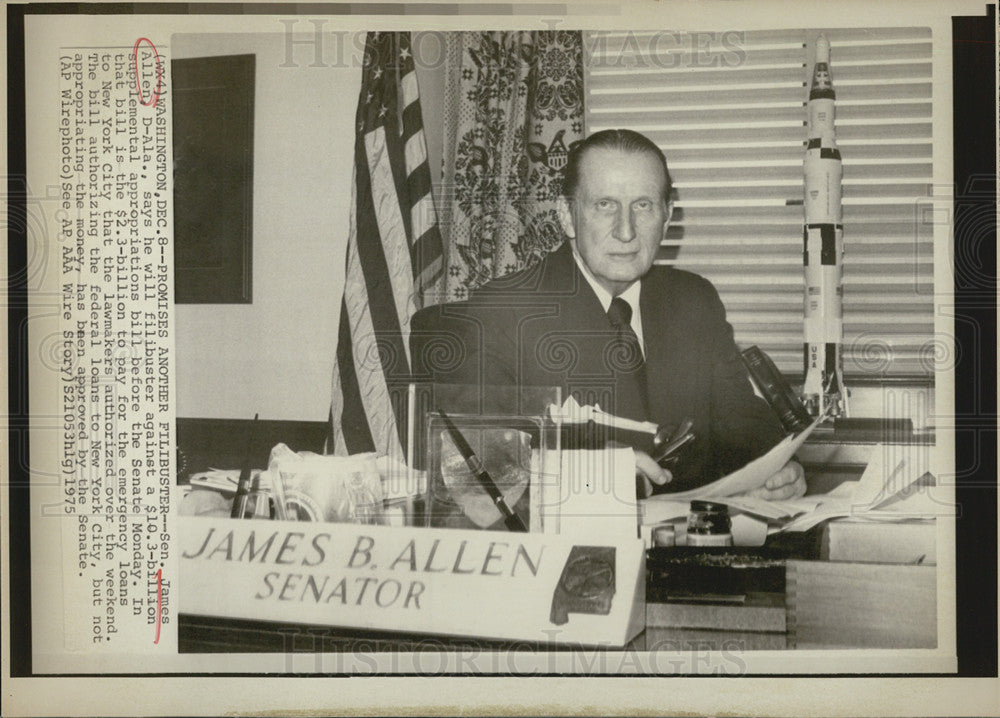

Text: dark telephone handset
xmin=650 ymin=418 xmax=696 ymax=468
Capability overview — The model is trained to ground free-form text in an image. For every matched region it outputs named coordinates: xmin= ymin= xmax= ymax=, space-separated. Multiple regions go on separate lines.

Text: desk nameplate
xmin=179 ymin=517 xmax=645 ymax=647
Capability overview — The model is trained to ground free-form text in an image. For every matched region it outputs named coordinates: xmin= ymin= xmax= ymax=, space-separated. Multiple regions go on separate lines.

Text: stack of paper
xmin=775 ymin=442 xmax=947 ymax=533
xmin=641 ymin=441 xmax=951 ymax=544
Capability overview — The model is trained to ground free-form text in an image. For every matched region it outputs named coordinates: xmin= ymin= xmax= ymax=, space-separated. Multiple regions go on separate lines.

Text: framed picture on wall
xmin=171 ymin=53 xmax=255 ymax=303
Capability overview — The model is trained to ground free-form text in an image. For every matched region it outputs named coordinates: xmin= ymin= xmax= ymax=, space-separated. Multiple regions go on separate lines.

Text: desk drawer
xmin=786 ymin=560 xmax=936 ymax=649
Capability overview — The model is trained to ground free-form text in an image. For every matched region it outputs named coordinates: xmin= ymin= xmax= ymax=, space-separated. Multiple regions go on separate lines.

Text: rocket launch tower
xmin=802 ymin=35 xmax=848 ymax=417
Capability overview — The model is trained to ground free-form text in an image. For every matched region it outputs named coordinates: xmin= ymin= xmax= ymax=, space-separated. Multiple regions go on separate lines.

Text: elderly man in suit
xmin=412 ymin=129 xmax=805 ymax=499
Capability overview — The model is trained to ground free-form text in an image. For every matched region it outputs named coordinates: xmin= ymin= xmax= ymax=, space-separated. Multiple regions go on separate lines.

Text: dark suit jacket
xmin=410 ymin=242 xmax=784 ymax=492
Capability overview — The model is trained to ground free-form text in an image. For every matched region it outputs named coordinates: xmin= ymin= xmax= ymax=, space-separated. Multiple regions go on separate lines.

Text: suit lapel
xmin=548 ymin=243 xmax=609 ymax=330
xmin=639 ymin=267 xmax=678 ymax=425
xmin=516 ymin=242 xmax=609 ymax=386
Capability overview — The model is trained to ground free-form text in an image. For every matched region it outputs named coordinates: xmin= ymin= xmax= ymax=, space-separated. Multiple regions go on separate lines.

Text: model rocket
xmin=802 ymin=35 xmax=848 ymax=417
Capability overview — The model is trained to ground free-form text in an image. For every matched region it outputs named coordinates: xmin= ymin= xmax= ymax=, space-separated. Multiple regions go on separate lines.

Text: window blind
xmin=583 ymin=27 xmax=934 ymax=380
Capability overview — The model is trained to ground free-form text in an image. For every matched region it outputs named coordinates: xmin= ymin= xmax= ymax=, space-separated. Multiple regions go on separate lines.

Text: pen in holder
xmin=425 ymin=413 xmax=541 ymax=531
xmin=231 ymin=413 xmax=260 ymax=519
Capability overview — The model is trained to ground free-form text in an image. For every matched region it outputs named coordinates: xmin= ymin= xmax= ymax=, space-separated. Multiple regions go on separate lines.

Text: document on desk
xmin=654 ymin=414 xmax=824 ymax=502
xmin=642 ymin=438 xmax=947 ymax=544
xmin=776 ymin=443 xmax=945 ymax=533
xmin=552 ymin=396 xmax=822 ymax=506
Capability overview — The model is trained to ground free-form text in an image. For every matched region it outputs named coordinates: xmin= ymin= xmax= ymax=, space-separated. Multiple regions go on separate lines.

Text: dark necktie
xmin=607 ymin=297 xmax=649 ymax=420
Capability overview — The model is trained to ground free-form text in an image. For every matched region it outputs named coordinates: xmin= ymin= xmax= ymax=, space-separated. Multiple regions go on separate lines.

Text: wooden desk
xmin=178 ymin=558 xmax=937 ymax=654
xmin=176 ymin=434 xmax=938 ymax=655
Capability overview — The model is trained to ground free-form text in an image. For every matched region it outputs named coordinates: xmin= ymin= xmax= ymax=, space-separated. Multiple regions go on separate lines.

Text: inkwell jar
xmin=686 ymin=500 xmax=733 ymax=546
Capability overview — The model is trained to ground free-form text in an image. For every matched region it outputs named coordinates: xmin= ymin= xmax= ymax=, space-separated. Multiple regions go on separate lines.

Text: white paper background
xmin=4 ymin=0 xmax=991 ymax=715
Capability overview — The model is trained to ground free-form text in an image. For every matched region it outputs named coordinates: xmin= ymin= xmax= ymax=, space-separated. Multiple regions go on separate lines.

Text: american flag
xmin=330 ymin=31 xmax=443 ymax=458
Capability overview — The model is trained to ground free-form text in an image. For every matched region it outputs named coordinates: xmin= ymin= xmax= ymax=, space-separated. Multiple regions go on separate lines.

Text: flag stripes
xmin=396 ymin=34 xmax=442 ymax=297
xmin=364 ymin=130 xmax=419 ymax=346
xmin=330 ymin=31 xmax=443 ymax=457
xmin=404 ymin=133 xmax=427 ymax=174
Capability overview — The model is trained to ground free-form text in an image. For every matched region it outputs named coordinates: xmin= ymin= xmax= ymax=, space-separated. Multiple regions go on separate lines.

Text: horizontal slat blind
xmin=584 ymin=28 xmax=934 ymax=379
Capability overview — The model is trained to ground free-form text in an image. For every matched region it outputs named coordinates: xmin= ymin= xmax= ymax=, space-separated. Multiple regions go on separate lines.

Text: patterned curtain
xmin=440 ymin=31 xmax=584 ymax=301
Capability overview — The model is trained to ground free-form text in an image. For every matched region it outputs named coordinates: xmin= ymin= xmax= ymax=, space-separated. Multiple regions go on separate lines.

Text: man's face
xmin=559 ymin=147 xmax=672 ymax=297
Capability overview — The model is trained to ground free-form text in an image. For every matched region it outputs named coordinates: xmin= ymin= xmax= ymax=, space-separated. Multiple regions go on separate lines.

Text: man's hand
xmin=635 ymin=450 xmax=672 ymax=499
xmin=747 ymin=460 xmax=806 ymax=501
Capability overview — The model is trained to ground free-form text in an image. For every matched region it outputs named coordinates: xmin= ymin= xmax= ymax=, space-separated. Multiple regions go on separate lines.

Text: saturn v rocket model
xmin=802 ymin=35 xmax=848 ymax=417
